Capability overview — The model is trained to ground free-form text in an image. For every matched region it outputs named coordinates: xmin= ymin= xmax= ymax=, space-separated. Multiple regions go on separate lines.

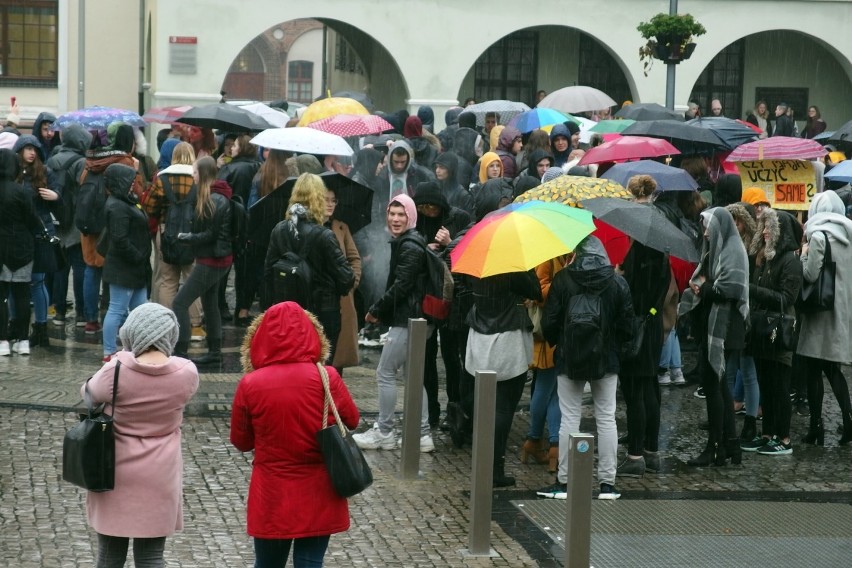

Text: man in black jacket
xmin=353 ymin=194 xmax=435 ymax=453
xmin=772 ymin=103 xmax=794 ymax=137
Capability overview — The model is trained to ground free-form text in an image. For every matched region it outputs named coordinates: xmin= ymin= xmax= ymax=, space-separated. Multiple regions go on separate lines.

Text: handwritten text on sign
xmin=736 ymin=160 xmax=816 ymax=211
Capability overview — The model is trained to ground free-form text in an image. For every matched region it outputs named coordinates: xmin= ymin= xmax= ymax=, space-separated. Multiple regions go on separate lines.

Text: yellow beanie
xmin=741 ymin=187 xmax=770 ymax=206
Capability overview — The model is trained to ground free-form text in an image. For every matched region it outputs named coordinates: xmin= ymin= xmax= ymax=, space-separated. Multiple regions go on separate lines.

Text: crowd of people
xmin=2 ymin=97 xmax=852 ymax=565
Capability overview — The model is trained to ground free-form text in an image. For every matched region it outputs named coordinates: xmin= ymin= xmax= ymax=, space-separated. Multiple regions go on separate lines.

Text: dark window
xmin=334 ymin=37 xmax=364 ymax=75
xmin=578 ymin=34 xmax=632 ymax=109
xmin=690 ymin=39 xmax=745 ymax=119
xmin=474 ymin=30 xmax=538 ymax=106
xmin=0 ymin=0 xmax=58 ymax=86
xmin=288 ymin=60 xmax=313 ymax=104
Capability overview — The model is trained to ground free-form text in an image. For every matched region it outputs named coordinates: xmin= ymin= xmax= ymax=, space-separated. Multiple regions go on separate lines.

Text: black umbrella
xmin=580 ymin=197 xmax=699 ymax=262
xmin=827 ymin=119 xmax=852 ymax=153
xmin=249 ymin=171 xmax=373 ymax=240
xmin=686 ymin=117 xmax=758 ymax=150
xmin=615 ymin=103 xmax=684 ymax=122
xmin=176 ymin=103 xmax=273 ymax=132
xmin=622 ymin=120 xmax=727 ymax=155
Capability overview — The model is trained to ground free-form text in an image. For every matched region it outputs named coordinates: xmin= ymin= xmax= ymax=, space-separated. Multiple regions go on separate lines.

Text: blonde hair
xmin=627 ymin=174 xmax=657 ymax=200
xmin=194 ymin=156 xmax=217 ymax=220
xmin=286 ymin=173 xmax=326 ymax=223
xmin=171 ymin=142 xmax=196 ymax=166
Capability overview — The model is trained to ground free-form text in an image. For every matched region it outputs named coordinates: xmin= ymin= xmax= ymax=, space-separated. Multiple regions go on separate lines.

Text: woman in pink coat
xmin=82 ymin=302 xmax=199 ymax=567
xmin=231 ymin=301 xmax=359 ymax=567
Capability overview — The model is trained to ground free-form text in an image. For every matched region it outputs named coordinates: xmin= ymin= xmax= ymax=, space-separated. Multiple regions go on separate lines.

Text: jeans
xmin=173 ymin=264 xmax=228 ymax=345
xmin=527 ymin=366 xmax=561 ymax=444
xmin=659 ymin=328 xmax=682 ymax=369
xmin=30 ymin=272 xmax=49 ymax=323
xmin=103 ymin=284 xmax=147 ymax=355
xmin=557 ymin=373 xmax=618 ymax=485
xmin=253 ymin=535 xmax=330 ymax=568
xmin=96 ymin=533 xmax=166 ymax=568
xmin=54 ymin=244 xmax=85 ymax=318
xmin=375 ymin=325 xmax=432 ymax=436
xmin=84 ymin=265 xmax=103 ymax=321
xmin=726 ymin=352 xmax=759 ymax=417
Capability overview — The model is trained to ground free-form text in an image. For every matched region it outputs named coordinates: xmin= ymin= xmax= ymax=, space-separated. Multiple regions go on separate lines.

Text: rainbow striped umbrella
xmin=450 ymin=201 xmax=594 ymax=278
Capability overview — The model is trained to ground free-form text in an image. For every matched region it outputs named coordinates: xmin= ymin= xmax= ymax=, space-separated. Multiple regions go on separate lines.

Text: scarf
xmin=286 ymin=203 xmax=309 ymax=239
xmin=805 ymin=191 xmax=852 ymax=246
xmin=678 ymin=207 xmax=749 ymax=377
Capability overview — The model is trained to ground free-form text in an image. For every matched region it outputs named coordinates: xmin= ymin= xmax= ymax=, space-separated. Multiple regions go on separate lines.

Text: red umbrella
xmin=142 ymin=105 xmax=193 ymax=125
xmin=306 ymin=113 xmax=392 ymax=137
xmin=736 ymin=119 xmax=762 ymax=134
xmin=577 ymin=136 xmax=680 ymax=166
xmin=726 ymin=136 xmax=828 ymax=161
xmin=593 ymin=219 xmax=631 ymax=266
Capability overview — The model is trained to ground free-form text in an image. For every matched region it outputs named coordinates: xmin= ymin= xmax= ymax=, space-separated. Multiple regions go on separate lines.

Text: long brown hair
xmin=194 ymin=156 xmax=218 ymax=220
xmin=259 ymin=149 xmax=290 ymax=199
xmin=16 ymin=146 xmax=47 ymax=189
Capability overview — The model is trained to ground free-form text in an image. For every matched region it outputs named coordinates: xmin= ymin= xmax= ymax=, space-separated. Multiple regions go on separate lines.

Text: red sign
xmin=169 ymin=36 xmax=197 ymax=44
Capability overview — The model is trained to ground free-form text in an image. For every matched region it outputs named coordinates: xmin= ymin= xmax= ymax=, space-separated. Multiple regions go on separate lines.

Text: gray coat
xmin=796 ymin=192 xmax=852 ymax=364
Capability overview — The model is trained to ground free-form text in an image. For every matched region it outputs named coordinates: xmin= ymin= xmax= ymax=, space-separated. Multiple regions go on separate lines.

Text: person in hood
xmin=413 ymin=181 xmax=471 ymax=428
xmin=417 ymin=105 xmax=435 ymax=132
xmin=171 ymin=157 xmax=236 ymax=366
xmin=453 ymin=124 xmax=481 ymax=188
xmin=0 ymin=148 xmax=42 ymax=356
xmin=353 ymin=194 xmax=436 ymax=454
xmin=404 ymin=115 xmax=440 ymax=170
xmin=434 ymin=152 xmax=474 ymax=214
xmin=516 ymin=148 xmax=553 ymax=188
xmin=46 ymin=123 xmax=93 ymax=327
xmin=741 ymin=208 xmax=803 ymax=456
xmin=101 ymin=163 xmax=152 ymax=362
xmin=32 ymin=111 xmax=59 ymax=158
xmin=549 ymin=123 xmax=573 ymax=168
xmin=538 ymin=236 xmax=634 ymax=500
xmin=495 ymin=126 xmax=523 ymax=180
xmin=798 ymin=191 xmax=852 ymax=446
xmin=230 ymin=301 xmax=358 ymax=568
xmin=376 ymin=139 xmax=434 ymax=208
xmin=437 ymin=106 xmax=464 ymax=152
xmin=517 ymin=130 xmax=552 ymax=173
xmin=476 ymin=151 xmax=503 ymax=185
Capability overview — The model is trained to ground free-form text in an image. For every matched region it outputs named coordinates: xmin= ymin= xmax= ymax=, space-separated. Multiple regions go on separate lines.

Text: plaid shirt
xmin=142 ymin=169 xmax=195 ymax=224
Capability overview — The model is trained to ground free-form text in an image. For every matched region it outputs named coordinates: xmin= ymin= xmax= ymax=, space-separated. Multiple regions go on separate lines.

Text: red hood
xmin=211 ymin=179 xmax=233 ymax=199
xmin=248 ymin=302 xmax=323 ymax=369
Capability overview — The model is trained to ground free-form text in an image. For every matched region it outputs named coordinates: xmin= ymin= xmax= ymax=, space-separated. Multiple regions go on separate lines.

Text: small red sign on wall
xmin=169 ymin=36 xmax=198 ymax=44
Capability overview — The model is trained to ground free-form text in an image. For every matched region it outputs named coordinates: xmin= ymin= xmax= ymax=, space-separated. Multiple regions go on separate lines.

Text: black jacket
xmin=773 ymin=114 xmax=794 ymax=138
xmin=46 ymin=123 xmax=92 ymax=242
xmin=217 ymin=156 xmax=260 ymax=203
xmin=465 ymin=270 xmax=541 ymax=334
xmin=183 ymin=183 xmax=233 ymax=261
xmin=0 ymin=150 xmax=41 ymax=270
xmin=435 ymin=152 xmax=474 ymax=214
xmin=369 ymin=228 xmax=428 ymax=327
xmin=265 ymin=217 xmax=354 ymax=311
xmin=102 ymin=165 xmax=151 ymax=289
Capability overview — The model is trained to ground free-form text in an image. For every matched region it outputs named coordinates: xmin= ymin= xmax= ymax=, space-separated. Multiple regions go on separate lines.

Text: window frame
xmin=287 ymin=60 xmax=313 ymax=104
xmin=0 ymin=0 xmax=58 ymax=87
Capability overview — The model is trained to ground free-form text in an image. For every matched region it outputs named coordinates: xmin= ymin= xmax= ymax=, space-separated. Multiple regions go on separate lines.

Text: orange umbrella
xmin=297 ymin=97 xmax=369 ymax=127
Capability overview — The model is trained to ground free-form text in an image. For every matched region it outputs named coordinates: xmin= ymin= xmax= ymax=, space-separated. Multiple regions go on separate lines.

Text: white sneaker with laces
xmin=657 ymin=370 xmax=672 ymax=385
xmin=670 ymin=368 xmax=686 ymax=385
xmin=0 ymin=340 xmax=10 ymax=356
xmin=13 ymin=340 xmax=30 ymax=355
xmin=396 ymin=434 xmax=436 ymax=453
xmin=352 ymin=425 xmax=396 ymax=450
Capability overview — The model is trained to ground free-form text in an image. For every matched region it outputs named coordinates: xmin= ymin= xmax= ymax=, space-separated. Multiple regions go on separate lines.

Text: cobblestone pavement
xmin=1 ymin=321 xmax=851 ymax=566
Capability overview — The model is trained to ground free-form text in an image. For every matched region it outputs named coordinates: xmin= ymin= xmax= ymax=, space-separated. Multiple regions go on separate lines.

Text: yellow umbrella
xmin=297 ymin=97 xmax=369 ymax=126
xmin=514 ymin=175 xmax=631 ymax=208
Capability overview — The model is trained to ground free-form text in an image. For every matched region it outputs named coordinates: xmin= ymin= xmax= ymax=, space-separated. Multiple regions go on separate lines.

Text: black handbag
xmin=62 ymin=362 xmax=121 ymax=492
xmin=750 ymin=297 xmax=799 ymax=353
xmin=315 ymin=362 xmax=373 ymax=498
xmin=798 ymin=231 xmax=835 ymax=312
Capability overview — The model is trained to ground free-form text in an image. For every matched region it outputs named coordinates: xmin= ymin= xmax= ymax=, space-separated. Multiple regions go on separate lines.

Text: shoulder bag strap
xmin=82 ymin=360 xmax=120 ymax=418
xmin=820 ymin=231 xmax=833 ymax=264
xmin=106 ymin=361 xmax=120 ymax=419
xmin=318 ymin=362 xmax=345 ymax=435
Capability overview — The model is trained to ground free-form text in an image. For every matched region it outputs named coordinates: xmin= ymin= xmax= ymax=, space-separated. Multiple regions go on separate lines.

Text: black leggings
xmin=0 ymin=281 xmax=30 ymax=340
xmin=701 ymin=346 xmax=737 ymax=443
xmin=423 ymin=326 xmax=463 ymax=424
xmin=755 ymin=358 xmax=792 ymax=440
xmin=804 ymin=356 xmax=852 ymax=428
xmin=494 ymin=373 xmax=527 ymax=473
xmin=621 ymin=374 xmax=661 ymax=455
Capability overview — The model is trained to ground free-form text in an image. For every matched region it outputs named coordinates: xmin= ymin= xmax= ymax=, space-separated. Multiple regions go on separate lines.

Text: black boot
xmin=192 ymin=337 xmax=222 ymax=368
xmin=687 ymin=439 xmax=726 ymax=467
xmin=802 ymin=419 xmax=825 ymax=446
xmin=493 ymin=457 xmax=516 ymax=488
xmin=174 ymin=340 xmax=190 ymax=359
xmin=839 ymin=413 xmax=852 ymax=445
xmin=725 ymin=439 xmax=742 ymax=465
xmin=448 ymin=402 xmax=469 ymax=448
xmin=440 ymin=402 xmax=457 ymax=432
xmin=740 ymin=416 xmax=757 ymax=442
xmin=29 ymin=322 xmax=49 ymax=347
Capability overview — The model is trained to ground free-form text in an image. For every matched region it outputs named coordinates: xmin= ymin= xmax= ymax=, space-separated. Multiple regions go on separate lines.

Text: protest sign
xmin=736 ymin=160 xmax=816 ymax=211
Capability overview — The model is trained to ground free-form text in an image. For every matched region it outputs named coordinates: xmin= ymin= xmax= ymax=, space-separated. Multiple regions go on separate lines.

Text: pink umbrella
xmin=577 ymin=136 xmax=680 ymax=166
xmin=142 ymin=105 xmax=193 ymax=125
xmin=306 ymin=113 xmax=392 ymax=137
xmin=726 ymin=136 xmax=828 ymax=161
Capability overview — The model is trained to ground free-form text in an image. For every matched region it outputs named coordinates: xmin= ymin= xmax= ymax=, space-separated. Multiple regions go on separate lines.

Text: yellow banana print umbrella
xmin=514 ymin=175 xmax=631 ymax=208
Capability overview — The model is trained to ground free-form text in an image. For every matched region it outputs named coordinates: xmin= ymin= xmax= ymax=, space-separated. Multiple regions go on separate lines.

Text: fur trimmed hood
xmin=726 ymin=203 xmax=757 ymax=248
xmin=240 ymin=301 xmax=330 ymax=373
xmin=750 ymin=207 xmax=802 ymax=261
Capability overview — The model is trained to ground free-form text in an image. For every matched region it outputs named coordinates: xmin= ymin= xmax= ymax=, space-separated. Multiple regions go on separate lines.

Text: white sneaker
xmin=0 ymin=341 xmax=10 ymax=356
xmin=657 ymin=370 xmax=672 ymax=385
xmin=420 ymin=434 xmax=435 ymax=453
xmin=353 ymin=425 xmax=396 ymax=450
xmin=13 ymin=340 xmax=30 ymax=355
xmin=670 ymin=368 xmax=686 ymax=385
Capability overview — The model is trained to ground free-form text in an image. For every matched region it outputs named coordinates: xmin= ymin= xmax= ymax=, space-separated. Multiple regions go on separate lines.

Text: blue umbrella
xmin=825 ymin=160 xmax=852 ymax=183
xmin=600 ymin=159 xmax=699 ymax=192
xmin=507 ymin=108 xmax=575 ymax=133
xmin=686 ymin=117 xmax=758 ymax=150
xmin=51 ymin=106 xmax=146 ymax=131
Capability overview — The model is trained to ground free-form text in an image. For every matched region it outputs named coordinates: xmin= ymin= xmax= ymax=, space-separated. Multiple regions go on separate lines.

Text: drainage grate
xmin=514 ymin=499 xmax=852 ymax=567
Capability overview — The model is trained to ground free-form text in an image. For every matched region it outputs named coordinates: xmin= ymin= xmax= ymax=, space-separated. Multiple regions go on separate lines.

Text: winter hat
xmin=0 ymin=131 xmax=19 ymax=150
xmin=413 ymin=181 xmax=449 ymax=211
xmin=565 ymin=121 xmax=581 ymax=136
xmin=388 ymin=193 xmax=417 ymax=230
xmin=542 ymin=167 xmax=565 ymax=183
xmin=828 ymin=151 xmax=846 ymax=164
xmin=119 ymin=302 xmax=179 ymax=357
xmin=157 ymin=137 xmax=180 ymax=170
xmin=403 ymin=115 xmax=423 ymax=138
xmin=458 ymin=112 xmax=477 ymax=130
xmin=741 ymin=186 xmax=770 ymax=206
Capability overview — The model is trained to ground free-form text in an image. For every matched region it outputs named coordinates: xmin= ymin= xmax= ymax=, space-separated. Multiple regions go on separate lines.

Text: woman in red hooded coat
xmin=230 ymin=301 xmax=359 ymax=567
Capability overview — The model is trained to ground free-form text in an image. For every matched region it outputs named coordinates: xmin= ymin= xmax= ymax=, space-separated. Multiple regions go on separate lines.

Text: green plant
xmin=637 ymin=13 xmax=706 ymax=76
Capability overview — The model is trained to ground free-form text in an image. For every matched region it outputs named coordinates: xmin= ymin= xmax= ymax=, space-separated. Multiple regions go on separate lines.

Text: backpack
xmin=50 ymin=154 xmax=84 ymax=229
xmin=401 ymin=235 xmax=454 ymax=323
xmin=74 ymin=167 xmax=109 ymax=236
xmin=159 ymin=176 xmax=197 ymax=266
xmin=230 ymin=195 xmax=249 ymax=257
xmin=270 ymin=223 xmax=317 ymax=309
xmin=563 ymin=281 xmax=610 ymax=381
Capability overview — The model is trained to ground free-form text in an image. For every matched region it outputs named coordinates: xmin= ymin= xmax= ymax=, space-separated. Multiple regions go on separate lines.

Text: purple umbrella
xmin=51 ymin=106 xmax=147 ymax=131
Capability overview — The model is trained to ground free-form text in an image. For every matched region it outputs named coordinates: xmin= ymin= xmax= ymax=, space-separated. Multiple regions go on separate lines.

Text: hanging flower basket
xmin=637 ymin=13 xmax=706 ymax=76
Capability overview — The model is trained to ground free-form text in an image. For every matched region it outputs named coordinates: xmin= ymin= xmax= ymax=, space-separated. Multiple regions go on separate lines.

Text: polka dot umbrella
xmin=307 ymin=114 xmax=393 ymax=137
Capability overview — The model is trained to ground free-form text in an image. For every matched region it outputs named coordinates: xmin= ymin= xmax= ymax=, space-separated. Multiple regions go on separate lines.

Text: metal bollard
xmin=399 ymin=318 xmax=428 ymax=480
xmin=564 ymin=432 xmax=595 ymax=568
xmin=466 ymin=370 xmax=498 ymax=557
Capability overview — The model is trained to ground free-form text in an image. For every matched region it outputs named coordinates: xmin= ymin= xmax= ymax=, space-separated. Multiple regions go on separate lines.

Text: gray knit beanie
xmin=541 ymin=167 xmax=565 ymax=184
xmin=119 ymin=303 xmax=179 ymax=356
